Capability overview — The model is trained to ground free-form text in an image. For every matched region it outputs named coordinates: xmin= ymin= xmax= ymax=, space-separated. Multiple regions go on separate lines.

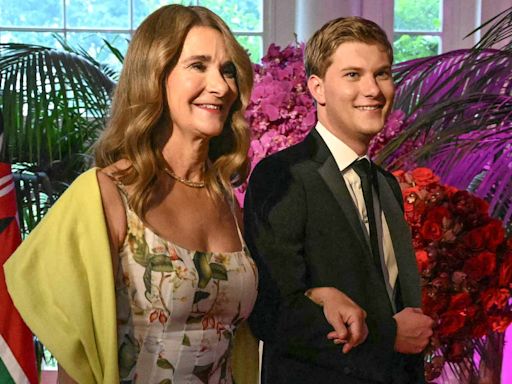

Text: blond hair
xmin=305 ymin=16 xmax=393 ymax=78
xmin=94 ymin=4 xmax=253 ymax=217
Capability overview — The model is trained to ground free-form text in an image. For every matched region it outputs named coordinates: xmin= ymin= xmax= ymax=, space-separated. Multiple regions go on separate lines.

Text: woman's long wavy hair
xmin=94 ymin=4 xmax=253 ymax=217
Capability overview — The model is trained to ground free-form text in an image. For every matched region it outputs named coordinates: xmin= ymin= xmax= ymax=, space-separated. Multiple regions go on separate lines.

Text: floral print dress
xmin=114 ymin=186 xmax=258 ymax=384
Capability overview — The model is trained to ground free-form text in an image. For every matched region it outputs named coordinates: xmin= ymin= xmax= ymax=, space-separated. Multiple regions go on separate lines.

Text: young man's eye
xmin=221 ymin=62 xmax=237 ymax=79
xmin=345 ymin=72 xmax=359 ymax=78
xmin=376 ymin=71 xmax=391 ymax=80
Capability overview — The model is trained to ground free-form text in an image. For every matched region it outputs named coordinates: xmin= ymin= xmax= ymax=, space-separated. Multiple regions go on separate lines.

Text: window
xmin=0 ymin=0 xmax=264 ymax=64
xmin=393 ymin=0 xmax=443 ymax=63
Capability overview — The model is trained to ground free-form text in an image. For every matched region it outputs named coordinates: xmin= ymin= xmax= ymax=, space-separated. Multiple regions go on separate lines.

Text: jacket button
xmin=343 ymin=366 xmax=352 ymax=375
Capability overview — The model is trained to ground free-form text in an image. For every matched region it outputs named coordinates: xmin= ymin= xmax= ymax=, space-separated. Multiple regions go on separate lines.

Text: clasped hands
xmin=306 ymin=287 xmax=434 ymax=354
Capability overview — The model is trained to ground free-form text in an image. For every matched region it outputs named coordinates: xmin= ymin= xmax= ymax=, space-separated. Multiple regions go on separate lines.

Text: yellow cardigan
xmin=4 ymin=168 xmax=258 ymax=384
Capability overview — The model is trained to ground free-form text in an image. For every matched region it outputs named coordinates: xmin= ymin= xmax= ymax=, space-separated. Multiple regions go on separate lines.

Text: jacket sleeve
xmin=244 ymin=157 xmax=335 ymax=357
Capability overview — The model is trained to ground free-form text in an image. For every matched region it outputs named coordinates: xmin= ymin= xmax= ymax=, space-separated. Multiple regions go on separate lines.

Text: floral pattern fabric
xmin=115 ymin=187 xmax=258 ymax=384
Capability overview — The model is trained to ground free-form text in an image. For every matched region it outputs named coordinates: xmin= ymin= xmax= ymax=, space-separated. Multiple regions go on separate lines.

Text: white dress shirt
xmin=315 ymin=122 xmax=398 ymax=290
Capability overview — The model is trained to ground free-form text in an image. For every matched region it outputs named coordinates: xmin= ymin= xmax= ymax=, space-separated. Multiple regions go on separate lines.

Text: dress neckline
xmin=111 ymin=176 xmax=247 ymax=255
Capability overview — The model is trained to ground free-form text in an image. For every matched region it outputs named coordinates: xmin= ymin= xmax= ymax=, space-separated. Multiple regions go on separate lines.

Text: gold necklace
xmin=164 ymin=167 xmax=205 ymax=188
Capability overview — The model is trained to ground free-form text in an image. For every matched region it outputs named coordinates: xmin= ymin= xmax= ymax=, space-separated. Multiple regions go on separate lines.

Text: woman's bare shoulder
xmin=96 ymin=160 xmax=130 ymax=252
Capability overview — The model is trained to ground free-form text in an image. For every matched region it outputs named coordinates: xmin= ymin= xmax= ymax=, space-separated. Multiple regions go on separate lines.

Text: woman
xmin=4 ymin=5 xmax=258 ymax=384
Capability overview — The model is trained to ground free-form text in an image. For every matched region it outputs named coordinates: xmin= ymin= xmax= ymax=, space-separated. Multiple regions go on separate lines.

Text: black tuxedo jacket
xmin=244 ymin=130 xmax=424 ymax=384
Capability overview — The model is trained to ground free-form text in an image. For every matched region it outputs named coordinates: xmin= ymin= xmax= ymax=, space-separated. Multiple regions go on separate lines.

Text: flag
xmin=0 ymin=162 xmax=38 ymax=384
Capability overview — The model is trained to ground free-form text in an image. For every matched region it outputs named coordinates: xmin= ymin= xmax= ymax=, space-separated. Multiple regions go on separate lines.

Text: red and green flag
xmin=0 ymin=162 xmax=38 ymax=384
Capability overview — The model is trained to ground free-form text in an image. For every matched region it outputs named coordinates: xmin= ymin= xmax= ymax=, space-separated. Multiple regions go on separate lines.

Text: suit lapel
xmin=308 ymin=131 xmax=371 ymax=257
xmin=377 ymin=172 xmax=422 ymax=307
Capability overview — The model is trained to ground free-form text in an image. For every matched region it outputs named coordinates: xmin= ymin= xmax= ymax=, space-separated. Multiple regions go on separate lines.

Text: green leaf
xmin=193 ymin=363 xmax=214 ymax=384
xmin=182 ymin=334 xmax=191 ymax=346
xmin=210 ymin=263 xmax=228 ymax=281
xmin=143 ymin=264 xmax=152 ymax=299
xmin=131 ymin=237 xmax=149 ymax=266
xmin=150 ymin=254 xmax=174 ymax=272
xmin=193 ymin=252 xmax=212 ymax=289
xmin=118 ymin=335 xmax=140 ymax=379
xmin=157 ymin=358 xmax=175 ymax=370
xmin=186 ymin=315 xmax=203 ymax=324
xmin=193 ymin=291 xmax=210 ymax=304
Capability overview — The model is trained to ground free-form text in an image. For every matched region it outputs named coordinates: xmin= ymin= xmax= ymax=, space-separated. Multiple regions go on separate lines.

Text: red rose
xmin=426 ymin=205 xmax=452 ymax=222
xmin=402 ymin=186 xmax=421 ymax=204
xmin=470 ymin=320 xmax=488 ymax=339
xmin=449 ymin=292 xmax=472 ymax=310
xmin=422 ymin=290 xmax=449 ymax=317
xmin=463 ymin=227 xmax=487 ymax=251
xmin=432 ymin=273 xmax=451 ymax=290
xmin=506 ymin=236 xmax=512 ymax=252
xmin=488 ymin=314 xmax=512 ymax=333
xmin=392 ymin=170 xmax=405 ymax=180
xmin=474 ymin=197 xmax=490 ymax=216
xmin=483 ymin=219 xmax=505 ymax=251
xmin=404 ymin=201 xmax=414 ymax=213
xmin=415 ymin=249 xmax=429 ymax=273
xmin=444 ymin=185 xmax=459 ymax=197
xmin=463 ymin=251 xmax=496 ymax=281
xmin=465 ymin=304 xmax=478 ymax=318
xmin=481 ymin=287 xmax=510 ymax=311
xmin=420 ymin=219 xmax=443 ymax=241
xmin=425 ymin=183 xmax=448 ymax=201
xmin=498 ymin=252 xmax=512 ymax=287
xmin=451 ymin=191 xmax=475 ymax=216
xmin=438 ymin=310 xmax=466 ymax=337
xmin=451 ymin=271 xmax=467 ymax=286
xmin=411 ymin=167 xmax=440 ymax=187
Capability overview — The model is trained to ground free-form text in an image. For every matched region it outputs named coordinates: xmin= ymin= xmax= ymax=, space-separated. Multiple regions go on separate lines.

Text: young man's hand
xmin=393 ymin=307 xmax=434 ymax=354
xmin=306 ymin=287 xmax=368 ymax=353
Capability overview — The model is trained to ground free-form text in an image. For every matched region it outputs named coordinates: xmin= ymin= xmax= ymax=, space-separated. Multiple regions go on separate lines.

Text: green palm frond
xmin=0 ymin=42 xmax=116 ymax=184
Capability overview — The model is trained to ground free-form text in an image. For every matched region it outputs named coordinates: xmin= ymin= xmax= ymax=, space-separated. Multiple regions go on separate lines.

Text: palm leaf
xmin=469 ymin=6 xmax=512 ymax=51
xmin=0 ymin=42 xmax=115 ymax=185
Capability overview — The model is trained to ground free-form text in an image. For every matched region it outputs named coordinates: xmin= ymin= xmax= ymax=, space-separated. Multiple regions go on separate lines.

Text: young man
xmin=245 ymin=17 xmax=434 ymax=384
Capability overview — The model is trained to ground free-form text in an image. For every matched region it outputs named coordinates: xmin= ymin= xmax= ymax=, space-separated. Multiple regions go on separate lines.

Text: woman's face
xmin=166 ymin=26 xmax=239 ymax=140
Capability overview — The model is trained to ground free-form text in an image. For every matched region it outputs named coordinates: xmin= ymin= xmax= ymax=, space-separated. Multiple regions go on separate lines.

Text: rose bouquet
xmin=393 ymin=167 xmax=512 ymax=382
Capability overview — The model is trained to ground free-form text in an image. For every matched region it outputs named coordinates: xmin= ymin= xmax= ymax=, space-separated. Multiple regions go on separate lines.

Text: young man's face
xmin=308 ymin=41 xmax=395 ymax=152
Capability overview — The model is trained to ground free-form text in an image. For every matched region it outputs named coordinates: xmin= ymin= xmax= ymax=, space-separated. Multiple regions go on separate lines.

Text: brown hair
xmin=94 ymin=4 xmax=253 ymax=217
xmin=305 ymin=16 xmax=393 ymax=78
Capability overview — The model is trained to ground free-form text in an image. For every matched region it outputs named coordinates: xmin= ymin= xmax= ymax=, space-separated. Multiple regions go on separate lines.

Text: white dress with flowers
xmin=114 ymin=186 xmax=258 ymax=384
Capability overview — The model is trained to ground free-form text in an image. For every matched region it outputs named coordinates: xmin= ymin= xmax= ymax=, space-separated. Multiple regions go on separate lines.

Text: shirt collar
xmin=315 ymin=121 xmax=369 ymax=172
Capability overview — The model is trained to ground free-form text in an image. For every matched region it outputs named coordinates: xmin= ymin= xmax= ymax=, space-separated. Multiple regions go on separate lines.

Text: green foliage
xmin=393 ymin=0 xmax=442 ymax=62
xmin=0 ymin=43 xmax=115 ymax=185
xmin=200 ymin=0 xmax=262 ymax=32
xmin=394 ymin=34 xmax=440 ymax=63
xmin=236 ymin=35 xmax=262 ymax=63
xmin=394 ymin=0 xmax=442 ymax=32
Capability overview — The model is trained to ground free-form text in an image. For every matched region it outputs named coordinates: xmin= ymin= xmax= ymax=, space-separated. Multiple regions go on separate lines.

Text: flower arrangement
xmin=235 ymin=43 xmax=316 ymax=205
xmin=246 ymin=43 xmax=316 ymax=165
xmin=393 ymin=167 xmax=512 ymax=381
